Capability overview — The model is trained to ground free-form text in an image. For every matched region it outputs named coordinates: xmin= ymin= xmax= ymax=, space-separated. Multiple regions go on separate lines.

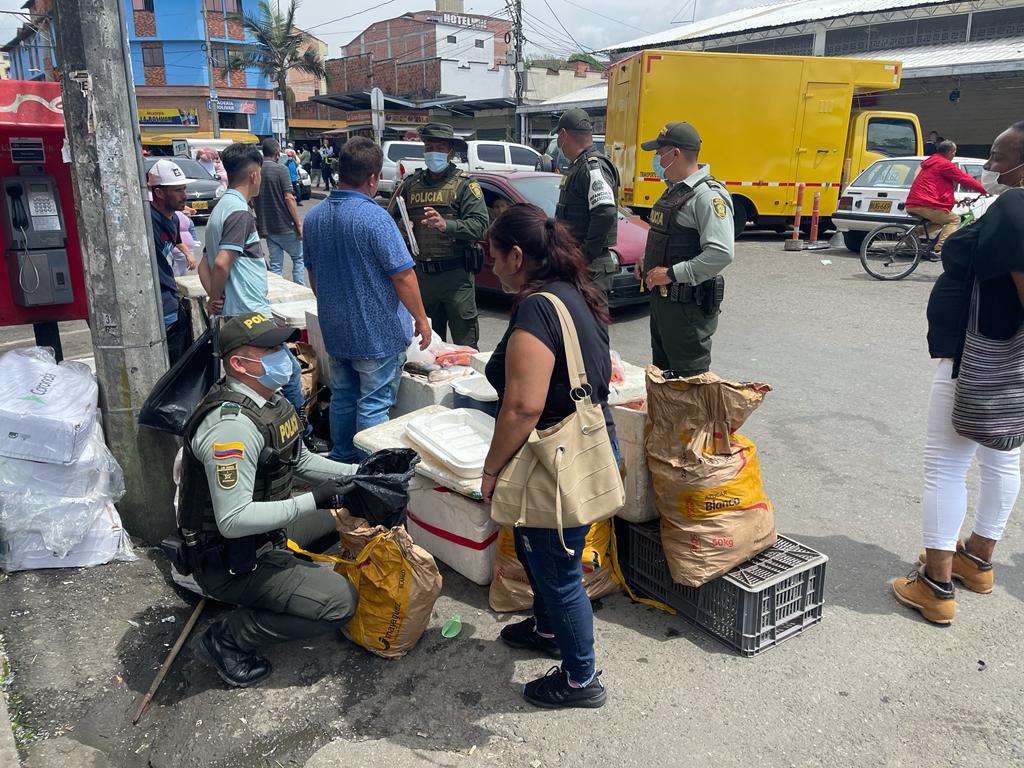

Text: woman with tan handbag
xmin=481 ymin=204 xmax=622 ymax=709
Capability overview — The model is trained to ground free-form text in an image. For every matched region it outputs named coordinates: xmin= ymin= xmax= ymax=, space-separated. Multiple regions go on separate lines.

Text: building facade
xmin=287 ymin=32 xmax=328 ymax=103
xmin=3 ymin=0 xmax=57 ymax=82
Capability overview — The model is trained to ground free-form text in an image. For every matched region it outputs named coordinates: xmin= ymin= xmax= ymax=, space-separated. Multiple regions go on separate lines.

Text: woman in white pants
xmin=893 ymin=122 xmax=1024 ymax=624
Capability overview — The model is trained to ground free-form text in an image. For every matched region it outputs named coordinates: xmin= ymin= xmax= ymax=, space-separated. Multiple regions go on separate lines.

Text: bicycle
xmin=859 ymin=195 xmax=986 ymax=281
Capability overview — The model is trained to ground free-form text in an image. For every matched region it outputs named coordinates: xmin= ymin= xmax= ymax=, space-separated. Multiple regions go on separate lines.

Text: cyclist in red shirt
xmin=906 ymin=141 xmax=988 ymax=254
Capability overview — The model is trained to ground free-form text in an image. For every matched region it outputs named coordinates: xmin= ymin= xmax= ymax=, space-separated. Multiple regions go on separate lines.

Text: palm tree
xmin=228 ymin=0 xmax=326 ymax=128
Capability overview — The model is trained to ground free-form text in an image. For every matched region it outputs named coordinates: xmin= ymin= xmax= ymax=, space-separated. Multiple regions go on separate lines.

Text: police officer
xmin=180 ymin=312 xmax=360 ymax=688
xmin=638 ymin=122 xmax=734 ymax=376
xmin=553 ymin=108 xmax=619 ymax=294
xmin=396 ymin=123 xmax=489 ymax=347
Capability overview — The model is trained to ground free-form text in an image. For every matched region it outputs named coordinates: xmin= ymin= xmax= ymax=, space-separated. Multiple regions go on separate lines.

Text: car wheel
xmin=842 ymin=231 xmax=866 ymax=253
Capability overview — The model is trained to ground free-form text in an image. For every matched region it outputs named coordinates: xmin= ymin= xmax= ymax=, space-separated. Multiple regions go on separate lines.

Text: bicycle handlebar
xmin=955 ymin=194 xmax=988 ymax=208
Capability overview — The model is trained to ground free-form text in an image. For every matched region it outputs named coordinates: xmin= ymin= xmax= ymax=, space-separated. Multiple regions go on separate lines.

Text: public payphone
xmin=3 ymin=169 xmax=73 ymax=307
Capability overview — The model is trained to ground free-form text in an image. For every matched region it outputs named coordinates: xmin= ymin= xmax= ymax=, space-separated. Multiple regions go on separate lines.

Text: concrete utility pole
xmin=512 ymin=0 xmax=525 ymax=142
xmin=54 ymin=0 xmax=178 ymax=544
xmin=202 ymin=0 xmax=222 ymax=139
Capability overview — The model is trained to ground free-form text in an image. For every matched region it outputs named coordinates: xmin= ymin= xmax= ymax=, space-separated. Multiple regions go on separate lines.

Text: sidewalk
xmin=1 ymin=638 xmax=20 ymax=767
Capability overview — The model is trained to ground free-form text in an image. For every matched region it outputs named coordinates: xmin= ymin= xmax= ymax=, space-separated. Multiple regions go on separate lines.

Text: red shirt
xmin=906 ymin=154 xmax=987 ymax=211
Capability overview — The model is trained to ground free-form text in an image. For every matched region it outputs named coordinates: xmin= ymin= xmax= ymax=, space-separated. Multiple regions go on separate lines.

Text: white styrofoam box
xmin=470 ymin=350 xmax=492 ymax=375
xmin=612 ymin=403 xmax=658 ymax=523
xmin=393 ymin=370 xmax=455 ymax=417
xmin=1 ymin=503 xmax=134 ymax=571
xmin=272 ymin=299 xmax=318 ymax=329
xmin=305 ymin=309 xmax=331 ymax=388
xmin=0 ymin=349 xmax=98 ymax=465
xmin=175 ymin=274 xmax=207 ymax=298
xmin=0 ymin=420 xmax=117 ymax=499
xmin=609 ymin=360 xmax=647 ymax=406
xmin=406 ymin=408 xmax=494 ymax=478
xmin=266 ymin=273 xmax=315 ymax=304
xmin=406 ymin=485 xmax=497 ymax=585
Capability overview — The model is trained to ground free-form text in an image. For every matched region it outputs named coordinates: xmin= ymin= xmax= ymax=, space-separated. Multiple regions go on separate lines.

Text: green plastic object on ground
xmin=441 ymin=614 xmax=462 ymax=638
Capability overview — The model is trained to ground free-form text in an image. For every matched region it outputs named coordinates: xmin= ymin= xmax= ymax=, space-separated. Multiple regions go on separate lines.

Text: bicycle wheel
xmin=860 ymin=224 xmax=921 ymax=281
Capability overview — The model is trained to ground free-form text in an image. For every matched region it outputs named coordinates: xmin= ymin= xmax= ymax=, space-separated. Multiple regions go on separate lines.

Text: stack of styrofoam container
xmin=610 ymin=361 xmax=657 ymax=523
xmin=406 ymin=485 xmax=498 ymax=585
xmin=272 ymin=299 xmax=318 ymax=330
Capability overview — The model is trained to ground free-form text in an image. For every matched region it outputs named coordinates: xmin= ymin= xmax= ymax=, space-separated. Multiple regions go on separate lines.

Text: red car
xmin=473 ymin=171 xmax=649 ymax=309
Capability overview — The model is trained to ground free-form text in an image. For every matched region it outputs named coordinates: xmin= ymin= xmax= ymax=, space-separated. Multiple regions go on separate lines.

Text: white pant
xmin=922 ymin=359 xmax=1022 ymax=550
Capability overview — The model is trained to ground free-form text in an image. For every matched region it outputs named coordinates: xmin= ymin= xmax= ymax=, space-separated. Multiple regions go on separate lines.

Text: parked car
xmin=536 ymin=134 xmax=606 ymax=173
xmin=833 ymin=155 xmax=992 ymax=252
xmin=472 ymin=171 xmax=648 ymax=309
xmin=144 ymin=156 xmax=226 ymax=223
xmin=379 ymin=140 xmax=426 ymax=195
xmin=464 ymin=141 xmax=541 ymax=172
xmin=298 ymin=165 xmax=311 ymax=200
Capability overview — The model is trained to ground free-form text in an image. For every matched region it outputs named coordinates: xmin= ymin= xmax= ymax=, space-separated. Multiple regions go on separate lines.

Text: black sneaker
xmin=499 ymin=617 xmax=561 ymax=659
xmin=523 ymin=666 xmax=606 ymax=709
xmin=191 ymin=621 xmax=272 ymax=688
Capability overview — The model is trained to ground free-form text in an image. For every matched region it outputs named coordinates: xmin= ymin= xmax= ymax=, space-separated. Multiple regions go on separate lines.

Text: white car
xmin=464 ymin=141 xmax=541 ymax=172
xmin=833 ymin=155 xmax=991 ymax=252
xmin=380 ymin=141 xmax=426 ymax=195
xmin=298 ymin=166 xmax=311 ymax=200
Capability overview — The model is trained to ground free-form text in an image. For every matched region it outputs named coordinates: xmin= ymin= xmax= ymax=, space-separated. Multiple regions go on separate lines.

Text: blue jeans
xmin=266 ymin=231 xmax=306 ymax=286
xmin=328 ymin=352 xmax=405 ymax=463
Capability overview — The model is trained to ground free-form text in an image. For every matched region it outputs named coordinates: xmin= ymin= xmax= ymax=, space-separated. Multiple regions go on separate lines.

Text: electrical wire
xmin=556 ymin=0 xmax=651 ymax=34
xmin=540 ymin=0 xmax=588 ymax=52
xmin=305 ymin=0 xmax=401 ymax=32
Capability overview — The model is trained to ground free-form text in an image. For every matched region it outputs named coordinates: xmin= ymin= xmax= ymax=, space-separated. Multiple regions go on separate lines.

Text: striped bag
xmin=952 ymin=281 xmax=1024 ymax=451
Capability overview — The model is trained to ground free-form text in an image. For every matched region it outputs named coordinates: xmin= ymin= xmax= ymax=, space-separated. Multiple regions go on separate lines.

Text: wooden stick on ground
xmin=132 ymin=597 xmax=207 ymax=724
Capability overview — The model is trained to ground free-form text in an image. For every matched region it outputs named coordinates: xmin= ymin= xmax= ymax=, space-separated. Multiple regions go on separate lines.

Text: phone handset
xmin=7 ymin=184 xmax=40 ymax=294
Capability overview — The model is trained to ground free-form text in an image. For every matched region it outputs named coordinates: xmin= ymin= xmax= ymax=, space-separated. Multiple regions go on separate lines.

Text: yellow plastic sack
xmin=288 ymin=510 xmax=442 ymax=658
xmin=488 ymin=520 xmax=620 ymax=613
xmin=646 ymin=368 xmax=777 ymax=587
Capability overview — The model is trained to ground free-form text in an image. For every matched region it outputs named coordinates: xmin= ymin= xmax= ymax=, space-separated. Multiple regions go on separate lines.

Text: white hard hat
xmin=148 ymin=159 xmax=188 ymax=187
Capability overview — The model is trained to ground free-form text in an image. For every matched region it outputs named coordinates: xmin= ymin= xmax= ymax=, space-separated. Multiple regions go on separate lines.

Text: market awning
xmin=139 ymin=130 xmax=260 ymax=145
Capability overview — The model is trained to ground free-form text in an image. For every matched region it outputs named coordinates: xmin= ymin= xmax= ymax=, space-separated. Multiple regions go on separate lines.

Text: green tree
xmin=568 ymin=52 xmax=606 ymax=70
xmin=228 ymin=0 xmax=326 ymax=127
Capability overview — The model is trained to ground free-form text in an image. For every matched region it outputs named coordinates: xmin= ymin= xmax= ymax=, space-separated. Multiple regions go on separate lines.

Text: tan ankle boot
xmin=917 ymin=541 xmax=994 ymax=594
xmin=892 ymin=567 xmax=956 ymax=624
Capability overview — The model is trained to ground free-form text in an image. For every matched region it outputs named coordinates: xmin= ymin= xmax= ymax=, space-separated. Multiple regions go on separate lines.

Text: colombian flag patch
xmin=212 ymin=442 xmax=245 ymax=460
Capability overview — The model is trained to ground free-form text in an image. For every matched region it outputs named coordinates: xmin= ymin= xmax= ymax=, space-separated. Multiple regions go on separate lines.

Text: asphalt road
xmin=3 ymin=201 xmax=1024 ymax=768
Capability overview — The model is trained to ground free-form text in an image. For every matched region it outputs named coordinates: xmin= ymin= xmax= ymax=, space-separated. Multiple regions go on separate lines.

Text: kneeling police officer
xmin=178 ymin=312 xmax=359 ymax=687
xmin=638 ymin=122 xmax=734 ymax=376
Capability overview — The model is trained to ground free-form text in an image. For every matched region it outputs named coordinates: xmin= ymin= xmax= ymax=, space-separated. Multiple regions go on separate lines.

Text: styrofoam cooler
xmin=470 ymin=350 xmax=492 ymax=375
xmin=451 ymin=374 xmax=498 ymax=417
xmin=406 ymin=485 xmax=498 ymax=585
xmin=272 ymin=299 xmax=318 ymax=329
xmin=612 ymin=403 xmax=658 ymax=523
xmin=393 ymin=370 xmax=456 ymax=416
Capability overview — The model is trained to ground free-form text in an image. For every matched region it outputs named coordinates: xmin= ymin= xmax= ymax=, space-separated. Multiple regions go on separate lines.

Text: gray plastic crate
xmin=625 ymin=522 xmax=827 ymax=656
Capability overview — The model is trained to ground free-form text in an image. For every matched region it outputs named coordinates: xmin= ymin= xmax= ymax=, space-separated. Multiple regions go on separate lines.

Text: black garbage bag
xmin=138 ymin=326 xmax=219 ymax=435
xmin=344 ymin=448 xmax=421 ymax=528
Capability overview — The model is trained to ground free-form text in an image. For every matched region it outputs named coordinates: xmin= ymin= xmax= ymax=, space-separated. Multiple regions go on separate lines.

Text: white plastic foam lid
xmin=450 ymin=374 xmax=498 ymax=402
xmin=405 ymin=408 xmax=495 ymax=478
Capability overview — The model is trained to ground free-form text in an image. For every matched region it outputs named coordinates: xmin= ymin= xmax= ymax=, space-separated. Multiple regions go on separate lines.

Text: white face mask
xmin=981 ymin=162 xmax=1024 ymax=195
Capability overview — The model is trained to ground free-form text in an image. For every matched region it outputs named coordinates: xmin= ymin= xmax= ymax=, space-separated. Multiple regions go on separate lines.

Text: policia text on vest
xmin=396 ymin=164 xmax=489 ymax=348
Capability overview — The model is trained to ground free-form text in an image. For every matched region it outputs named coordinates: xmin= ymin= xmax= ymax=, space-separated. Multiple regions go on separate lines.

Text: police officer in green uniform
xmin=179 ymin=312 xmax=360 ymax=688
xmin=553 ymin=107 xmax=619 ymax=294
xmin=639 ymin=122 xmax=734 ymax=376
xmin=395 ymin=123 xmax=489 ymax=347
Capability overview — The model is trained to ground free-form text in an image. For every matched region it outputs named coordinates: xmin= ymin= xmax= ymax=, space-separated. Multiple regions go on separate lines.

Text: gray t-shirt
xmin=253 ymin=159 xmax=295 ymax=237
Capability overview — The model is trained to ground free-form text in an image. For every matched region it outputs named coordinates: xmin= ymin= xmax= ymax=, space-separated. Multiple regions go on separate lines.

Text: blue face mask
xmin=240 ymin=348 xmax=293 ymax=390
xmin=652 ymin=152 xmax=672 ymax=182
xmin=424 ymin=151 xmax=449 ymax=173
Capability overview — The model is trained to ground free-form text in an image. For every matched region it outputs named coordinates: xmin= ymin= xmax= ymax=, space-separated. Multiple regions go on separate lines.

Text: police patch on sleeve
xmin=712 ymin=197 xmax=728 ymax=219
xmin=588 ymin=166 xmax=615 ymax=210
xmin=468 ymin=181 xmax=483 ymax=199
xmin=216 ymin=463 xmax=239 ymax=490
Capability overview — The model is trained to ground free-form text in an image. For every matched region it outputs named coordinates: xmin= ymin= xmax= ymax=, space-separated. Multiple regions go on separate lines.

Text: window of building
xmin=217 ymin=112 xmax=249 ymax=130
xmin=211 ymin=46 xmax=227 ymax=68
xmin=474 ymin=39 xmax=485 ymax=48
xmin=205 ymin=0 xmax=240 ymax=11
xmin=825 ymin=17 xmax=967 ymax=55
xmin=971 ymin=7 xmax=1024 ymax=40
xmin=447 ymin=35 xmax=457 ymax=43
xmin=141 ymin=43 xmax=164 ymax=67
xmin=132 ymin=0 xmax=155 ymax=11
xmin=725 ymin=34 xmax=814 ymax=56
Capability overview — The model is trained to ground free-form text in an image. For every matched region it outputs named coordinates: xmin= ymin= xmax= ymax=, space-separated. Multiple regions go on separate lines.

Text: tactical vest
xmin=555 ymin=146 xmax=618 ymax=251
xmin=178 ymin=380 xmax=302 ymax=540
xmin=644 ymin=176 xmax=728 ymax=269
xmin=404 ymin=166 xmax=469 ymax=262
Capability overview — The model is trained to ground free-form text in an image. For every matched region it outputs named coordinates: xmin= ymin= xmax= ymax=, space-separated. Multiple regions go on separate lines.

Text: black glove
xmin=310 ymin=478 xmax=354 ymax=509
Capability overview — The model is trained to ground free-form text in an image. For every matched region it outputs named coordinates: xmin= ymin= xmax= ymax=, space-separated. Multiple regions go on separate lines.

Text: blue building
xmin=3 ymin=0 xmax=275 ymax=143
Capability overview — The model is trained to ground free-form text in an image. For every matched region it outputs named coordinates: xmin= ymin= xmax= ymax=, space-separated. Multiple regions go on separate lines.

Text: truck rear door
xmin=795 ymin=82 xmax=850 ymax=212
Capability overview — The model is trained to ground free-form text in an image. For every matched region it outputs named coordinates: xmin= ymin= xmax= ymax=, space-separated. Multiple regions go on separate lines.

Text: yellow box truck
xmin=606 ymin=50 xmax=922 ymax=234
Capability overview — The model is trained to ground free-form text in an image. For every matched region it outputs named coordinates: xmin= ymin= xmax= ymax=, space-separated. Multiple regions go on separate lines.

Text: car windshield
xmin=508 ymin=176 xmax=561 ymax=215
xmin=147 ymin=157 xmax=214 ymax=181
xmin=851 ymin=158 xmax=922 ymax=189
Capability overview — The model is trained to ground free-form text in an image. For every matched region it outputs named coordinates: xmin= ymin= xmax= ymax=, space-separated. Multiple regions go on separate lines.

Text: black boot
xmin=191 ymin=621 xmax=272 ymax=688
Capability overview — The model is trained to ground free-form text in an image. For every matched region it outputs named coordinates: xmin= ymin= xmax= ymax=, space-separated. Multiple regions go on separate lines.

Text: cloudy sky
xmin=0 ymin=0 xmax=768 ymax=57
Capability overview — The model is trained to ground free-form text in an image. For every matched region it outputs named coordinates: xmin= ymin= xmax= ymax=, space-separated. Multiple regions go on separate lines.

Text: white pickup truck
xmin=383 ymin=139 xmax=542 ymax=193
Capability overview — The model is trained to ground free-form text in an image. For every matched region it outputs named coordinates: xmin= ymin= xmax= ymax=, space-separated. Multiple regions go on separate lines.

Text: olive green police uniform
xmin=553 ymin=108 xmax=619 ymax=293
xmin=641 ymin=123 xmax=735 ymax=376
xmin=397 ymin=123 xmax=489 ymax=347
xmin=178 ymin=314 xmax=360 ymax=655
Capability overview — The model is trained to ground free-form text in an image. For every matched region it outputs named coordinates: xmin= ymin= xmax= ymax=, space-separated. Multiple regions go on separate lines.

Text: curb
xmin=0 ymin=640 xmax=21 ymax=767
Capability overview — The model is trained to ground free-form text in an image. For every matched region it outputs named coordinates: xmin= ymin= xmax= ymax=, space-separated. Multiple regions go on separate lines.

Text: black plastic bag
xmin=138 ymin=326 xmax=218 ymax=435
xmin=345 ymin=448 xmax=421 ymax=528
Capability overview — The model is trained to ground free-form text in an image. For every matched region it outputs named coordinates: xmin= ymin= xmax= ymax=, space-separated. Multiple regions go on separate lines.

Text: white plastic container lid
xmin=271 ymin=299 xmax=318 ymax=328
xmin=405 ymin=408 xmax=495 ymax=478
xmin=450 ymin=375 xmax=498 ymax=402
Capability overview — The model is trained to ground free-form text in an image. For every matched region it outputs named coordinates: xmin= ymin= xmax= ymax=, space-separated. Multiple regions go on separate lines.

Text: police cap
xmin=556 ymin=108 xmax=594 ymax=133
xmin=218 ymin=312 xmax=299 ymax=358
xmin=640 ymin=122 xmax=701 ymax=152
xmin=418 ymin=122 xmax=468 ymax=151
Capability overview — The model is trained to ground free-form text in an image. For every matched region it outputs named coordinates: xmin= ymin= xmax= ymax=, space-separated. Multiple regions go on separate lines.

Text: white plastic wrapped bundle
xmin=1 ymin=503 xmax=135 ymax=571
xmin=0 ymin=347 xmax=98 ymax=465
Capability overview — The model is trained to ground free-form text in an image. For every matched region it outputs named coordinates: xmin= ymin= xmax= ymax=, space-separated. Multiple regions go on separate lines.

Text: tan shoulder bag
xmin=489 ymin=292 xmax=625 ymax=555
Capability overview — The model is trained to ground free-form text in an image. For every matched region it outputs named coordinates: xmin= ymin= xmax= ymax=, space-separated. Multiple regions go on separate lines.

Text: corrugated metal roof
xmin=850 ymin=35 xmax=1024 ymax=76
xmin=603 ymin=0 xmax=960 ymax=53
xmin=517 ymin=83 xmax=609 ymax=113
